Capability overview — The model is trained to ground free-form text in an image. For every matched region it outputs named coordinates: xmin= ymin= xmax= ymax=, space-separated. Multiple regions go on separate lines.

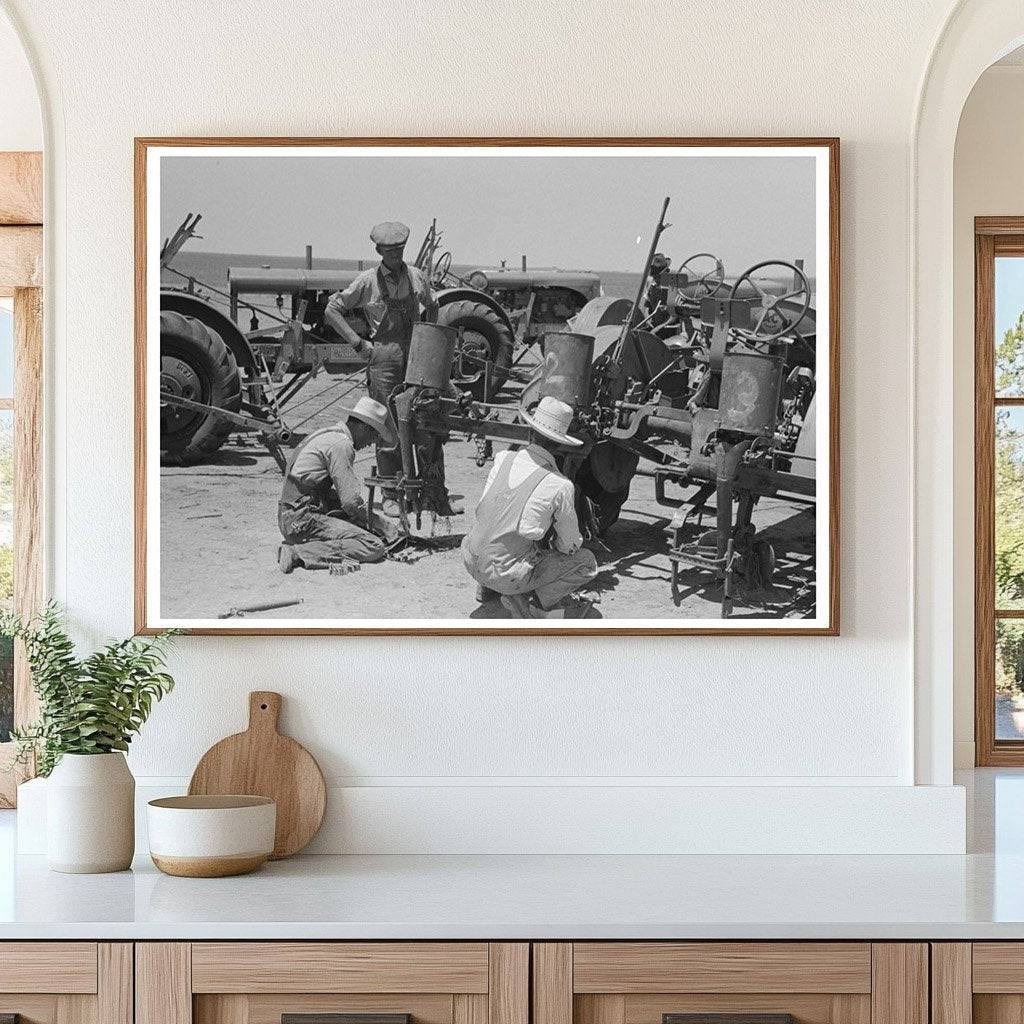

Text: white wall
xmin=952 ymin=64 xmax=1024 ymax=768
xmin=0 ymin=0 xmax=975 ymax=851
xmin=0 ymin=8 xmax=39 ymax=151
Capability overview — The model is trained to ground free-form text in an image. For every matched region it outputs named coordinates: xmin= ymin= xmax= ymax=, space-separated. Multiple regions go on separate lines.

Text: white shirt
xmin=479 ymin=445 xmax=582 ymax=554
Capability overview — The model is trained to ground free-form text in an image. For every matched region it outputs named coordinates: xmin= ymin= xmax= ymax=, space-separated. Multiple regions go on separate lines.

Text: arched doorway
xmin=914 ymin=0 xmax=1024 ymax=785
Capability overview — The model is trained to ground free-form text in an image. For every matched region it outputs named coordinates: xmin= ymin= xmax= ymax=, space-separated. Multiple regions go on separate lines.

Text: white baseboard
xmin=17 ymin=778 xmax=967 ymax=856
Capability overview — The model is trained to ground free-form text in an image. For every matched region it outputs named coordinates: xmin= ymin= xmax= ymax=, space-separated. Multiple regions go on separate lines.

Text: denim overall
xmin=366 ymin=265 xmax=419 ymax=487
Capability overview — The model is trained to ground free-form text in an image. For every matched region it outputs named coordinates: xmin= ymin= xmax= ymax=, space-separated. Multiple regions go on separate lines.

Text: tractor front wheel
xmin=160 ymin=309 xmax=242 ymax=464
xmin=435 ymin=299 xmax=514 ymax=399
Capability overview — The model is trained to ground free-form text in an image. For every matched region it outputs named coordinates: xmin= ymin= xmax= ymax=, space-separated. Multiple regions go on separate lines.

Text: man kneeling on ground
xmin=278 ymin=396 xmax=399 ymax=573
xmin=462 ymin=396 xmax=598 ymax=618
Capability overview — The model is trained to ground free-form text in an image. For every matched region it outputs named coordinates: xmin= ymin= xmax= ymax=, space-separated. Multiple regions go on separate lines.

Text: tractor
xmin=224 ymin=220 xmax=602 ymax=402
xmin=415 ymin=220 xmax=602 ymax=391
xmin=157 ymin=215 xmax=601 ymax=465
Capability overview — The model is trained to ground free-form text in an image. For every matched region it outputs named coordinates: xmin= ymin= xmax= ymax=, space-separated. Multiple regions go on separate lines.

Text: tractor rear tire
xmin=436 ymin=299 xmax=514 ymax=399
xmin=160 ymin=310 xmax=242 ymax=465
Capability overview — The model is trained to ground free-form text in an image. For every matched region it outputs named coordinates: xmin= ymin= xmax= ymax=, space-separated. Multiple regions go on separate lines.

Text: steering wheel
xmin=730 ymin=260 xmax=810 ymax=341
xmin=676 ymin=252 xmax=725 ymax=301
xmin=431 ymin=250 xmax=453 ymax=287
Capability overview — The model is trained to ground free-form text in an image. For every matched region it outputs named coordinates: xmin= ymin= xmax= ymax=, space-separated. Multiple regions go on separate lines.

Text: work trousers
xmin=366 ymin=355 xmax=405 ymax=486
xmin=366 ymin=353 xmax=450 ymax=510
xmin=279 ymin=506 xmax=390 ymax=566
xmin=463 ymin=544 xmax=598 ymax=608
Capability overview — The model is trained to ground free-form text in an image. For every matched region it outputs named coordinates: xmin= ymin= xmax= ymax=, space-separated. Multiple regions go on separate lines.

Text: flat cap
xmin=370 ymin=221 xmax=410 ymax=246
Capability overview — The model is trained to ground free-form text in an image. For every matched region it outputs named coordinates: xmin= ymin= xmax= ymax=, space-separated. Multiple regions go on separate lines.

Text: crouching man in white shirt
xmin=462 ymin=396 xmax=599 ymax=619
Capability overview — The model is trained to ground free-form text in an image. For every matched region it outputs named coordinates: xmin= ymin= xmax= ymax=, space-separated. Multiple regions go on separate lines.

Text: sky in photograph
xmin=159 ymin=150 xmax=817 ymax=274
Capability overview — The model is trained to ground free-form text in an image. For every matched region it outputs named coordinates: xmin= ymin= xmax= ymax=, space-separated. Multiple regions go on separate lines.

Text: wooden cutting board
xmin=188 ymin=691 xmax=326 ymax=859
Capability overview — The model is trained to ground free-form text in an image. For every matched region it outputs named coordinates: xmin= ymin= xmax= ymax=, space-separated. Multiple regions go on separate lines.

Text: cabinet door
xmin=935 ymin=943 xmax=1024 ymax=1024
xmin=534 ymin=944 xmax=927 ymax=1024
xmin=0 ymin=942 xmax=132 ymax=1024
xmin=137 ymin=943 xmax=528 ymax=1024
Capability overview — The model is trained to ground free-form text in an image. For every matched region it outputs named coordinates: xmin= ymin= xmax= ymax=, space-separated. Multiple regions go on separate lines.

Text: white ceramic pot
xmin=46 ymin=752 xmax=135 ymax=873
xmin=147 ymin=795 xmax=276 ymax=877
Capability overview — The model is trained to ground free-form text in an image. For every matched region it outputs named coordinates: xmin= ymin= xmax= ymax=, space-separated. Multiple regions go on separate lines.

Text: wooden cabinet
xmin=532 ymin=944 xmax=928 ymax=1024
xmin=0 ymin=938 xmax=941 ymax=1024
xmin=136 ymin=943 xmax=528 ymax=1024
xmin=0 ymin=943 xmax=132 ymax=1024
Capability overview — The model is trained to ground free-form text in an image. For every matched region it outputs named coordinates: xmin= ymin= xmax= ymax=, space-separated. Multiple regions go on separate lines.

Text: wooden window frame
xmin=0 ymin=151 xmax=43 ymax=806
xmin=975 ymin=217 xmax=1024 ymax=765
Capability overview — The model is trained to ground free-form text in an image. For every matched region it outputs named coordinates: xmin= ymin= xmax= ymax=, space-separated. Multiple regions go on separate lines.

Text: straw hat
xmin=340 ymin=396 xmax=396 ymax=446
xmin=519 ymin=396 xmax=583 ymax=447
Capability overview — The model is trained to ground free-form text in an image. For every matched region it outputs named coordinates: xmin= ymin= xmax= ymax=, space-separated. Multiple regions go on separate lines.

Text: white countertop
xmin=2 ymin=849 xmax=1024 ymax=940
xmin=1 ymin=770 xmax=1022 ymax=941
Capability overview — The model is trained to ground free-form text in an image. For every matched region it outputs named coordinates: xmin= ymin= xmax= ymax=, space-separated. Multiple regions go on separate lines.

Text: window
xmin=0 ymin=288 xmax=39 ymax=805
xmin=0 ymin=299 xmax=11 ymax=745
xmin=976 ymin=221 xmax=1024 ymax=764
xmin=0 ymin=151 xmax=42 ymax=805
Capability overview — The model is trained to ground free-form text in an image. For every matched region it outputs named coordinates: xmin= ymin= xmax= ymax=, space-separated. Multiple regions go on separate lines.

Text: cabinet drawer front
xmin=0 ymin=943 xmax=97 ymax=993
xmin=192 ymin=943 xmax=491 ymax=994
xmin=972 ymin=944 xmax=1024 ymax=992
xmin=573 ymin=944 xmax=872 ymax=994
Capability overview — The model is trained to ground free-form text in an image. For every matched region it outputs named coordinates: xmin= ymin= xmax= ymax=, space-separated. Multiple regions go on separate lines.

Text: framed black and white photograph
xmin=135 ymin=138 xmax=839 ymax=635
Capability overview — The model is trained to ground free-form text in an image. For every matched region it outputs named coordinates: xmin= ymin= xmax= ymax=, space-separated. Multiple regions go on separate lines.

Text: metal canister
xmin=405 ymin=323 xmax=458 ymax=388
xmin=718 ymin=348 xmax=785 ymax=437
xmin=539 ymin=332 xmax=595 ymax=408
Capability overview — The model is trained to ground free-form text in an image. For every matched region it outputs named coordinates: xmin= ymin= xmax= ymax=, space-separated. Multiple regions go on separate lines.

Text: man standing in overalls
xmin=324 ymin=221 xmax=456 ymax=517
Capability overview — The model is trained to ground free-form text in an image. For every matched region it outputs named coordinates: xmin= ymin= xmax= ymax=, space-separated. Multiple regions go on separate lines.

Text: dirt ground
xmin=159 ymin=374 xmax=817 ymax=624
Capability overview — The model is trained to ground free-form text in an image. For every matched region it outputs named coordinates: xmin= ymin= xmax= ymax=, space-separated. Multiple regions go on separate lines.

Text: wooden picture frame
xmin=0 ymin=151 xmax=43 ymax=806
xmin=135 ymin=137 xmax=840 ymax=636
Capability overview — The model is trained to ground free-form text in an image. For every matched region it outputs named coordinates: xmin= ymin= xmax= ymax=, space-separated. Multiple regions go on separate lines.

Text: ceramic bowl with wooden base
xmin=147 ymin=795 xmax=276 ymax=877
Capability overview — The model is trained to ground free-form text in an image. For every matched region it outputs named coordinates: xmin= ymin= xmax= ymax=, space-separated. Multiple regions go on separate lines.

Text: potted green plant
xmin=2 ymin=604 xmax=177 ymax=873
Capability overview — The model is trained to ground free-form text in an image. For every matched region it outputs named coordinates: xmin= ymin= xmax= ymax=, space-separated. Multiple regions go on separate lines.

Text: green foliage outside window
xmin=995 ymin=314 xmax=1024 ymax=694
xmin=0 ymin=546 xmax=12 ymax=607
xmin=0 ymin=634 xmax=11 ymax=743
